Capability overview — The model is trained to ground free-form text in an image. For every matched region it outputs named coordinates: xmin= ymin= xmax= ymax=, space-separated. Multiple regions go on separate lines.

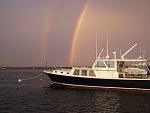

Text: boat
xmin=32 ymin=62 xmax=35 ymax=69
xmin=1 ymin=60 xmax=6 ymax=70
xmin=43 ymin=43 xmax=150 ymax=91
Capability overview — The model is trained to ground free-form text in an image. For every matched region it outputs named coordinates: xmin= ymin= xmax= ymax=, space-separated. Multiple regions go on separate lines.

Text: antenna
xmin=120 ymin=50 xmax=122 ymax=58
xmin=105 ymin=34 xmax=109 ymax=59
xmin=138 ymin=44 xmax=142 ymax=59
xmin=95 ymin=31 xmax=98 ymax=59
xmin=140 ymin=44 xmax=142 ymax=54
xmin=143 ymin=44 xmax=145 ymax=59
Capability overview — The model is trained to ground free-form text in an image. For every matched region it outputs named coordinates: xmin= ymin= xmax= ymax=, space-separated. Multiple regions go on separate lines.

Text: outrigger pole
xmin=121 ymin=43 xmax=137 ymax=59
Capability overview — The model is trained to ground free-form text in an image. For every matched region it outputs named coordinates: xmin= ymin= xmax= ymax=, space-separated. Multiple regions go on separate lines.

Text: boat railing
xmin=44 ymin=66 xmax=72 ymax=71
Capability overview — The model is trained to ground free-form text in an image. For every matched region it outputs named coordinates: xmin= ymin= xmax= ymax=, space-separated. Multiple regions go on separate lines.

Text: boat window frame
xmin=105 ymin=61 xmax=115 ymax=68
xmin=73 ymin=69 xmax=80 ymax=75
xmin=89 ymin=70 xmax=96 ymax=77
xmin=81 ymin=70 xmax=87 ymax=76
xmin=96 ymin=61 xmax=106 ymax=68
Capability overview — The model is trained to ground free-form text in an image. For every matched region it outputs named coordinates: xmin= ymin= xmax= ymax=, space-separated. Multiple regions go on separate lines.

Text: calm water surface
xmin=0 ymin=69 xmax=150 ymax=113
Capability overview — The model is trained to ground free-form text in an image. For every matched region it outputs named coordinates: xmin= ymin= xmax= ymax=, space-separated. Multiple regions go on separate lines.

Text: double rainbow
xmin=42 ymin=1 xmax=90 ymax=65
xmin=69 ymin=1 xmax=90 ymax=65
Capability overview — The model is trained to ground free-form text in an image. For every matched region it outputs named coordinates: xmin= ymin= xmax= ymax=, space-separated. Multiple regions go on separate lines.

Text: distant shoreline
xmin=0 ymin=67 xmax=45 ymax=69
xmin=0 ymin=66 xmax=73 ymax=69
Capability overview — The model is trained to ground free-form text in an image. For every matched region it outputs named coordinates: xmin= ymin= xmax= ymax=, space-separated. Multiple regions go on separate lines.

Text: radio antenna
xmin=143 ymin=44 xmax=145 ymax=59
xmin=105 ymin=34 xmax=109 ymax=59
xmin=95 ymin=31 xmax=98 ymax=59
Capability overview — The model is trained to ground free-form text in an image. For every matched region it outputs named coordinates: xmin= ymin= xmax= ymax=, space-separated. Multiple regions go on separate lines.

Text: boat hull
xmin=46 ymin=73 xmax=150 ymax=91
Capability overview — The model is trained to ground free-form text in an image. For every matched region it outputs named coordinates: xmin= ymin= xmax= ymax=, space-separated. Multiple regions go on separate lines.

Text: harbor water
xmin=0 ymin=69 xmax=150 ymax=113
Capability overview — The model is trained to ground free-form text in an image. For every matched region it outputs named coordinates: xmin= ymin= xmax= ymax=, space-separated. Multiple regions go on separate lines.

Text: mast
xmin=105 ymin=34 xmax=109 ymax=59
xmin=2 ymin=59 xmax=5 ymax=69
xmin=139 ymin=44 xmax=142 ymax=58
xmin=32 ymin=62 xmax=35 ymax=69
xmin=95 ymin=31 xmax=98 ymax=59
xmin=143 ymin=44 xmax=145 ymax=59
xmin=120 ymin=50 xmax=122 ymax=58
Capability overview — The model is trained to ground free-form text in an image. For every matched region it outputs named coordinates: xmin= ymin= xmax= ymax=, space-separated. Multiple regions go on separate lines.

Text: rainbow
xmin=41 ymin=12 xmax=53 ymax=62
xmin=41 ymin=3 xmax=56 ymax=63
xmin=69 ymin=1 xmax=90 ymax=65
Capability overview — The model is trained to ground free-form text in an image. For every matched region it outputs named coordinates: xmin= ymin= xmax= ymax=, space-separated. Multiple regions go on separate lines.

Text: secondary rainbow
xmin=70 ymin=1 xmax=90 ymax=65
xmin=41 ymin=4 xmax=55 ymax=63
xmin=41 ymin=13 xmax=53 ymax=62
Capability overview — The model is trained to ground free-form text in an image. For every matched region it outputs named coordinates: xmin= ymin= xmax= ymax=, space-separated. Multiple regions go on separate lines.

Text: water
xmin=0 ymin=69 xmax=150 ymax=113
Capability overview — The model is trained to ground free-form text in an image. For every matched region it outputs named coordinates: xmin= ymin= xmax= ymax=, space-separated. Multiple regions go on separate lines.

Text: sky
xmin=0 ymin=0 xmax=150 ymax=67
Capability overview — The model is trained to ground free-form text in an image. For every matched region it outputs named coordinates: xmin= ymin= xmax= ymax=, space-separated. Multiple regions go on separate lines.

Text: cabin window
xmin=73 ymin=69 xmax=80 ymax=75
xmin=96 ymin=61 xmax=106 ymax=68
xmin=89 ymin=70 xmax=96 ymax=77
xmin=105 ymin=61 xmax=115 ymax=68
xmin=81 ymin=70 xmax=87 ymax=76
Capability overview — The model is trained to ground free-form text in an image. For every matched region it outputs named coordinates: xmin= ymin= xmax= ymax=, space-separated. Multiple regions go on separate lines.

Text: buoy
xmin=17 ymin=73 xmax=43 ymax=82
xmin=18 ymin=79 xmax=22 ymax=82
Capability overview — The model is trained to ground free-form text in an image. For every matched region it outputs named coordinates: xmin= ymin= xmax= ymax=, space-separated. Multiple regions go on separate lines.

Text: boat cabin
xmin=70 ymin=58 xmax=150 ymax=79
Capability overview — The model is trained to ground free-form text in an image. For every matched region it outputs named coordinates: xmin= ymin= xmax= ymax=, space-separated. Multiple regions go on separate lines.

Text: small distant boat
xmin=44 ymin=43 xmax=150 ymax=91
xmin=1 ymin=60 xmax=6 ymax=70
xmin=1 ymin=67 xmax=5 ymax=70
xmin=32 ymin=62 xmax=35 ymax=69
